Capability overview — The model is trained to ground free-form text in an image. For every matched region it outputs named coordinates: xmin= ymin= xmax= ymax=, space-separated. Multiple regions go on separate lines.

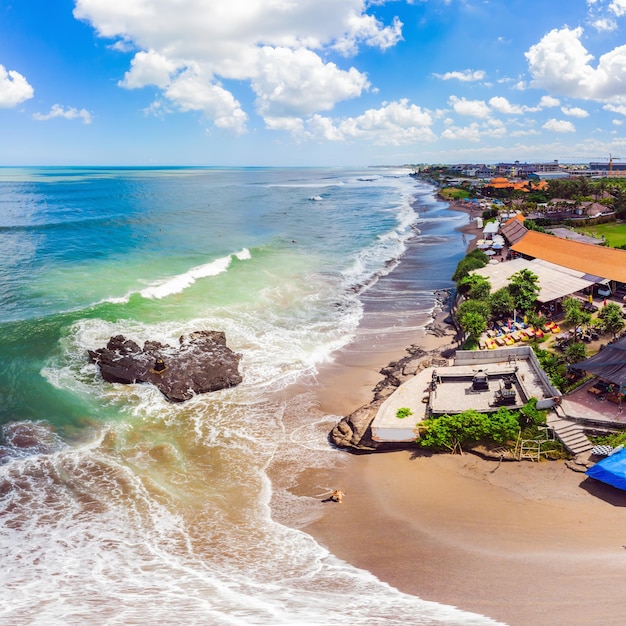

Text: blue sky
xmin=2 ymin=0 xmax=626 ymax=166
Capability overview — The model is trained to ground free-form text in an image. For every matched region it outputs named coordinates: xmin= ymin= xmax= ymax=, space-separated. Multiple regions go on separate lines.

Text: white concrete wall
xmin=371 ymin=425 xmax=420 ymax=443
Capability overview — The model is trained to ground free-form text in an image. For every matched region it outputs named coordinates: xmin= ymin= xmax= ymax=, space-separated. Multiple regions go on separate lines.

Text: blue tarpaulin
xmin=586 ymin=448 xmax=626 ymax=490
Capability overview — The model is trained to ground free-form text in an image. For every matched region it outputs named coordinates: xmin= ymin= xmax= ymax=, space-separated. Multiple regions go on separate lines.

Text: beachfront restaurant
xmin=473 ymin=257 xmax=607 ymax=305
xmin=369 ymin=347 xmax=559 ymax=444
xmin=472 ymin=222 xmax=626 ymax=346
xmin=569 ymin=337 xmax=626 ymax=409
xmin=469 ymin=251 xmax=626 ymax=351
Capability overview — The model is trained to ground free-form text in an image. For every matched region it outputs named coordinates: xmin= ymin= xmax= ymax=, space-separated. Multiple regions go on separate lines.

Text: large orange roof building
xmin=486 ymin=178 xmax=548 ymax=192
xmin=511 ymin=230 xmax=626 ymax=283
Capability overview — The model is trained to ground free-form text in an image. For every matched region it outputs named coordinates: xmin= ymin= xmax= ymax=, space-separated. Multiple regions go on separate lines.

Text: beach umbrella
xmin=492 ymin=243 xmax=503 ymax=249
xmin=484 ymin=249 xmax=496 ymax=255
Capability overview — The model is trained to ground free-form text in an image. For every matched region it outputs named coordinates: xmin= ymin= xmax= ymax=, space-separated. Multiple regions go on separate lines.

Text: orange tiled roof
xmin=511 ymin=230 xmax=626 ymax=283
xmin=487 ymin=178 xmax=543 ymax=192
xmin=504 ymin=213 xmax=525 ymax=225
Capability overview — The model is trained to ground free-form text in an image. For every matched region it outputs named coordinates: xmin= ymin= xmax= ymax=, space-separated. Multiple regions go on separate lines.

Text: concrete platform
xmin=371 ymin=347 xmax=559 ymax=443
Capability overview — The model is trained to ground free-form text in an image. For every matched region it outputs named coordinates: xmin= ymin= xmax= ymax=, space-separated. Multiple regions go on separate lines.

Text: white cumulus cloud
xmin=526 ymin=26 xmax=626 ymax=103
xmin=561 ymin=106 xmax=589 ymax=118
xmin=448 ymin=95 xmax=490 ymax=118
xmin=591 ymin=18 xmax=617 ymax=31
xmin=164 ymin=70 xmax=247 ymax=133
xmin=538 ymin=95 xmax=561 ymax=108
xmin=610 ymin=0 xmax=626 ymax=16
xmin=120 ymin=50 xmax=178 ymax=89
xmin=252 ymin=47 xmax=369 ymax=118
xmin=542 ymin=118 xmax=576 ymax=133
xmin=33 ymin=104 xmax=93 ymax=124
xmin=605 ymin=103 xmax=626 ymax=115
xmin=433 ymin=69 xmax=485 ymax=82
xmin=333 ymin=13 xmax=403 ymax=55
xmin=0 ymin=64 xmax=34 ymax=108
xmin=441 ymin=123 xmax=481 ymax=142
xmin=74 ymin=0 xmax=403 ymax=134
xmin=303 ymin=99 xmax=435 ymax=145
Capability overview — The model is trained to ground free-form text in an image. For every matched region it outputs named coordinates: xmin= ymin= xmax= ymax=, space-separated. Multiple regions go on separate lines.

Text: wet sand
xmin=300 ymin=450 xmax=626 ymax=626
xmin=295 ymin=197 xmax=626 ymax=625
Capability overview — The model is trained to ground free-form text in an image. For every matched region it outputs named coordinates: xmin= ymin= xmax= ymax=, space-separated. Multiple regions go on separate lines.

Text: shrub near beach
xmin=416 ymin=399 xmax=565 ymax=458
xmin=417 ymin=407 xmax=520 ymax=454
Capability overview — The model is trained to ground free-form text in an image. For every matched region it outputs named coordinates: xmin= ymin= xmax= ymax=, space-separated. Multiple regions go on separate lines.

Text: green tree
xmin=519 ymin=398 xmax=546 ymax=427
xmin=490 ymin=287 xmax=515 ymax=318
xmin=533 ymin=345 xmax=567 ymax=390
xmin=524 ymin=309 xmax=544 ymax=332
xmin=457 ymin=299 xmax=490 ymax=340
xmin=565 ymin=342 xmax=587 ymax=364
xmin=451 ymin=250 xmax=489 ymax=282
xmin=418 ymin=408 xmax=519 ymax=453
xmin=508 ymin=269 xmax=540 ymax=313
xmin=562 ymin=297 xmax=592 ymax=340
xmin=598 ymin=302 xmax=626 ymax=337
xmin=457 ymin=274 xmax=491 ymax=300
xmin=613 ymin=186 xmax=626 ymax=219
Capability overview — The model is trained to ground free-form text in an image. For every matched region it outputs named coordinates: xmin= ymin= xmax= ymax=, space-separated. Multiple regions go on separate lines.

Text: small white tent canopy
xmin=483 ymin=222 xmax=499 ymax=238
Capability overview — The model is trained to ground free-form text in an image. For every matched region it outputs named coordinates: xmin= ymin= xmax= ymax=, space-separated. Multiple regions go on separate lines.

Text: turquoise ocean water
xmin=0 ymin=167 xmax=498 ymax=624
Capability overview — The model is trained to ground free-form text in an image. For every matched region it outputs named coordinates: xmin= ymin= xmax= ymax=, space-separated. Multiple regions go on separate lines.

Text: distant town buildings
xmin=419 ymin=159 xmax=626 ymax=181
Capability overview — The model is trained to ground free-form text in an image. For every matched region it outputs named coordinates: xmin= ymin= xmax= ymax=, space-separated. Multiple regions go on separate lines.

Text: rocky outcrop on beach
xmin=330 ymin=345 xmax=448 ymax=451
xmin=88 ymin=330 xmax=242 ymax=402
xmin=330 ymin=291 xmax=457 ymax=452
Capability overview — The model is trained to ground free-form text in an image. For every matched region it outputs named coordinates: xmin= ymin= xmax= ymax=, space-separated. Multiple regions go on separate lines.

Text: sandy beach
xmin=294 ymin=199 xmax=626 ymax=626
xmin=299 ymin=450 xmax=626 ymax=626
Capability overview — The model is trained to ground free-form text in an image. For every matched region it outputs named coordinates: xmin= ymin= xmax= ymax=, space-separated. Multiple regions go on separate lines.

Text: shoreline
xmin=292 ymin=192 xmax=626 ymax=625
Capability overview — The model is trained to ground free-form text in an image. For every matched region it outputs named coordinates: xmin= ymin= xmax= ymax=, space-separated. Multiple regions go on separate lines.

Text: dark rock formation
xmin=88 ymin=330 xmax=242 ymax=402
xmin=329 ymin=346 xmax=447 ymax=451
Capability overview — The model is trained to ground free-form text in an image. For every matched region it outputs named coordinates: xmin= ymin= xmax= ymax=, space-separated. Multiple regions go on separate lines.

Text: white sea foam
xmin=235 ymin=247 xmax=251 ymax=260
xmin=266 ymin=182 xmax=344 ymax=188
xmin=342 ymin=233 xmax=405 ymax=288
xmin=140 ymin=252 xmax=233 ymax=300
xmin=1 ymin=168 xmax=502 ymax=625
xmin=96 ymin=248 xmax=252 ymax=305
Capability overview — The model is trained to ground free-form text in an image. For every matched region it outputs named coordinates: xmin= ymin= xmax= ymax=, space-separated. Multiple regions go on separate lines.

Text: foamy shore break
xmin=300 ymin=197 xmax=626 ymax=626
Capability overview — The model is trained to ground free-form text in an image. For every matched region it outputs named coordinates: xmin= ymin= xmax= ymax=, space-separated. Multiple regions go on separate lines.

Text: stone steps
xmin=548 ymin=417 xmax=593 ymax=455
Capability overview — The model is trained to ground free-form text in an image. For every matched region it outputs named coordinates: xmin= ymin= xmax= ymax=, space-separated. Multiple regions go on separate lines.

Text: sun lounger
xmin=504 ymin=335 xmax=515 ymax=345
xmin=495 ymin=336 xmax=506 ymax=346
